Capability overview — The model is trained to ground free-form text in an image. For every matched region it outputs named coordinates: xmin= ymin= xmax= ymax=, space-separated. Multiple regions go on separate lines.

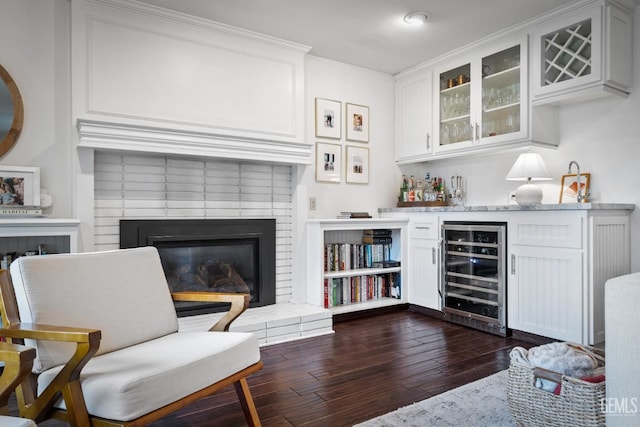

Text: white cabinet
xmin=408 ymin=216 xmax=441 ymax=310
xmin=306 ymin=219 xmax=408 ymax=314
xmin=531 ymin=0 xmax=633 ymax=104
xmin=395 ymin=70 xmax=434 ymax=163
xmin=508 ymin=210 xmax=630 ymax=344
xmin=428 ymin=36 xmax=558 ymax=159
xmin=433 ymin=36 xmax=531 ymax=154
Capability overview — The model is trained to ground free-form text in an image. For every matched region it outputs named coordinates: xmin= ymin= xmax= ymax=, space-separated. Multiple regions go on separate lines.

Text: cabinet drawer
xmin=411 ymin=220 xmax=439 ymax=239
xmin=510 ymin=214 xmax=583 ymax=249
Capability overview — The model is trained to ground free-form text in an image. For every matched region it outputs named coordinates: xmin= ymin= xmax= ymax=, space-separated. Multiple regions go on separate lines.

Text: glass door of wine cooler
xmin=442 ymin=222 xmax=506 ymax=335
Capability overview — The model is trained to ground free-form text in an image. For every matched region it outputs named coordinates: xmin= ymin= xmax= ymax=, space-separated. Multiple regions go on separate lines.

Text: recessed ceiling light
xmin=403 ymin=11 xmax=428 ymax=25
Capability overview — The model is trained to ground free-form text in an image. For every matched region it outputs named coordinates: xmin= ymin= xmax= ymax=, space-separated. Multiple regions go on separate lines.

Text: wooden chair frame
xmin=0 ymin=341 xmax=36 ymax=416
xmin=0 ymin=269 xmax=263 ymax=427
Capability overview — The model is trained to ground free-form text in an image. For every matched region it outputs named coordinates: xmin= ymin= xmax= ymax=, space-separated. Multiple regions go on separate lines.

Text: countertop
xmin=378 ymin=203 xmax=635 ymax=213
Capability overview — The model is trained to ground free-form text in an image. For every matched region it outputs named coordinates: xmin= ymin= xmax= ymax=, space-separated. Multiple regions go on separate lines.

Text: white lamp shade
xmin=506 ymin=153 xmax=552 ymax=182
xmin=506 ymin=153 xmax=551 ymax=205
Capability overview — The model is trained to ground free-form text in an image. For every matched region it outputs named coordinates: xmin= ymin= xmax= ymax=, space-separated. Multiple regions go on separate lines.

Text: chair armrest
xmin=0 ymin=342 xmax=36 ymax=411
xmin=171 ymin=292 xmax=250 ymax=332
xmin=0 ymin=323 xmax=101 ymax=344
xmin=0 ymin=323 xmax=101 ymax=422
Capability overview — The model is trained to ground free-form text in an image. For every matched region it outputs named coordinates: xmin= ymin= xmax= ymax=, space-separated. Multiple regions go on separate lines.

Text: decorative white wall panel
xmin=72 ymin=0 xmax=311 ymax=164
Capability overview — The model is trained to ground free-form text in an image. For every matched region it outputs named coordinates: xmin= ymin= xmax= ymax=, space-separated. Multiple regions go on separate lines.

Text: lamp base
xmin=514 ymin=183 xmax=543 ymax=205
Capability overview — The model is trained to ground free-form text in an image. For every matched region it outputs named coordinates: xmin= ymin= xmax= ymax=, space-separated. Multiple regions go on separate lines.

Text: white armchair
xmin=0 ymin=247 xmax=263 ymax=426
xmin=605 ymin=272 xmax=640 ymax=427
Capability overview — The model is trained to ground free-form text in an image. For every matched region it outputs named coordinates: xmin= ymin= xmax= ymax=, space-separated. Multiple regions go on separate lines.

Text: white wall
xmin=301 ymin=55 xmax=398 ymax=219
xmin=0 ymin=0 xmax=72 ymax=218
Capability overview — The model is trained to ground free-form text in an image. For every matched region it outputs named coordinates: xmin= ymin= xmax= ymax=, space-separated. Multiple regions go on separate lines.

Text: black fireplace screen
xmin=120 ymin=219 xmax=276 ymax=317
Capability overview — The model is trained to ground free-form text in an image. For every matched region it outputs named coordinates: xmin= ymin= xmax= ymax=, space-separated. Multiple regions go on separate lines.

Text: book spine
xmin=0 ymin=208 xmax=43 ymax=215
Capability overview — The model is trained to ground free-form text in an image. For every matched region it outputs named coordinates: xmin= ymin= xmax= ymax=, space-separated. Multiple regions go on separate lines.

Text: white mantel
xmin=71 ymin=0 xmax=312 ymax=166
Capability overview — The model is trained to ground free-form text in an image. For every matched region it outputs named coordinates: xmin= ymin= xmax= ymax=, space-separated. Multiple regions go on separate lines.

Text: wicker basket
xmin=507 ymin=346 xmax=606 ymax=427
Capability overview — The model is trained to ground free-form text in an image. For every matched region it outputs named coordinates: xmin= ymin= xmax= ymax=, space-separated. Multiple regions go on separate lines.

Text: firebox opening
xmin=120 ymin=219 xmax=276 ymax=317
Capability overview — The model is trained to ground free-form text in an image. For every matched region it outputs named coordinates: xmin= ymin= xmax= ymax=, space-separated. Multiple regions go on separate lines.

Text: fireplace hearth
xmin=120 ymin=218 xmax=276 ymax=317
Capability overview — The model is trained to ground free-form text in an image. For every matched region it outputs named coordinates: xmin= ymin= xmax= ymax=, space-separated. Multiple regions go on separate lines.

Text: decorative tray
xmin=396 ymin=201 xmax=449 ymax=208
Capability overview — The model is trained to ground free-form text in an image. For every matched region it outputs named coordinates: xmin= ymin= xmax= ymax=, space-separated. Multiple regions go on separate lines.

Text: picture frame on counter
xmin=345 ymin=145 xmax=369 ymax=184
xmin=346 ymin=102 xmax=369 ymax=142
xmin=315 ymin=142 xmax=342 ymax=183
xmin=559 ymin=173 xmax=590 ymax=203
xmin=0 ymin=165 xmax=40 ymax=206
xmin=315 ymin=98 xmax=342 ymax=139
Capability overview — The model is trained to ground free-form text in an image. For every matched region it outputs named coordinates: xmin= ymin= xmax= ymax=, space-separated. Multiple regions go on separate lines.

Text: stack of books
xmin=336 ymin=211 xmax=372 ymax=219
xmin=0 ymin=205 xmax=44 ymax=217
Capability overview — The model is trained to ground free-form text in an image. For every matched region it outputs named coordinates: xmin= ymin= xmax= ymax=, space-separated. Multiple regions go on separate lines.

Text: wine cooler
xmin=441 ymin=222 xmax=507 ymax=336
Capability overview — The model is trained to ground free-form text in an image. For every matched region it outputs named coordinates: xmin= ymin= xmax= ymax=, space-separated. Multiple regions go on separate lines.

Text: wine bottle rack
xmin=542 ymin=18 xmax=592 ymax=86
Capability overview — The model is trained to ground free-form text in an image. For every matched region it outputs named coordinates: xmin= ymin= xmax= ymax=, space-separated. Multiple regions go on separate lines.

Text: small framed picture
xmin=315 ymin=142 xmax=342 ymax=183
xmin=346 ymin=103 xmax=369 ymax=143
xmin=0 ymin=166 xmax=40 ymax=206
xmin=315 ymin=98 xmax=341 ymax=139
xmin=346 ymin=145 xmax=369 ymax=184
xmin=559 ymin=173 xmax=590 ymax=203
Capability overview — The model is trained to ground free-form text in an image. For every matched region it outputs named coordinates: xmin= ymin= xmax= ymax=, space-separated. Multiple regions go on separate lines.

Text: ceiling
xmin=137 ymin=0 xmax=578 ymax=75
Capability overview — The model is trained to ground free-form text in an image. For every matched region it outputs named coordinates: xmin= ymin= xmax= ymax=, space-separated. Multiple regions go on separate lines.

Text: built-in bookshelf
xmin=0 ymin=219 xmax=79 ymax=268
xmin=306 ymin=218 xmax=408 ymax=314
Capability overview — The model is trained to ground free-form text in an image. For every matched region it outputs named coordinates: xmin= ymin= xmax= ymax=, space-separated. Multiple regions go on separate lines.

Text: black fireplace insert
xmin=120 ymin=218 xmax=276 ymax=317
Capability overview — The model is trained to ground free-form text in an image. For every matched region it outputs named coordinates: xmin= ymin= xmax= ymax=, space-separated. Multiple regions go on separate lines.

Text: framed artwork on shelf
xmin=346 ymin=103 xmax=369 ymax=142
xmin=346 ymin=145 xmax=369 ymax=184
xmin=315 ymin=98 xmax=341 ymax=139
xmin=0 ymin=166 xmax=40 ymax=206
xmin=315 ymin=142 xmax=342 ymax=183
xmin=559 ymin=173 xmax=590 ymax=203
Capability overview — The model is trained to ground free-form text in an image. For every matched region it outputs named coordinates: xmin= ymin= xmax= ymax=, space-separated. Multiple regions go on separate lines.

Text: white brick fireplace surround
xmin=92 ymin=151 xmax=332 ymax=345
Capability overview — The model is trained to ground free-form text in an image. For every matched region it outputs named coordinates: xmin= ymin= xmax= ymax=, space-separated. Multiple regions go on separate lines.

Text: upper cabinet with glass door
xmin=531 ymin=0 xmax=633 ymax=104
xmin=434 ymin=36 xmax=530 ymax=155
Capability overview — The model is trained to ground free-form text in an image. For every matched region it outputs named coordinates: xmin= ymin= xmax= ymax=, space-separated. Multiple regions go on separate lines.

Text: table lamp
xmin=506 ymin=152 xmax=552 ymax=204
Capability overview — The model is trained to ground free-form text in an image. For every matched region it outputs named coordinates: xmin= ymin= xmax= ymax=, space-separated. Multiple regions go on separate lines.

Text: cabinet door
xmin=508 ymin=245 xmax=583 ymax=343
xmin=433 ymin=37 xmax=527 ymax=154
xmin=531 ymin=5 xmax=602 ymax=99
xmin=434 ymin=60 xmax=473 ymax=152
xmin=396 ymin=71 xmax=433 ymax=162
xmin=478 ymin=40 xmax=528 ymax=145
xmin=409 ymin=238 xmax=440 ymax=309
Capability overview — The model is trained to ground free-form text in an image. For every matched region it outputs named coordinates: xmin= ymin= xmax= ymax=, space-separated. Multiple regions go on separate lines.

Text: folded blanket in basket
xmin=509 ymin=342 xmax=597 ymax=392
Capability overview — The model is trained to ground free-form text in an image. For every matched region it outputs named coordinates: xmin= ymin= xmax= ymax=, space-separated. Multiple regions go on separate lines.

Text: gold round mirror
xmin=0 ymin=64 xmax=24 ymax=158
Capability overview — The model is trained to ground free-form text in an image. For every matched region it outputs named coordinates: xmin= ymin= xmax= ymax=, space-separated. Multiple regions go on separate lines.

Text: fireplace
xmin=120 ymin=218 xmax=276 ymax=317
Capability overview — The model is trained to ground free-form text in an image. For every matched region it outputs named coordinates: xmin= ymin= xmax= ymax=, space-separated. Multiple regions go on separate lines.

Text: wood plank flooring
xmin=25 ymin=308 xmax=536 ymax=426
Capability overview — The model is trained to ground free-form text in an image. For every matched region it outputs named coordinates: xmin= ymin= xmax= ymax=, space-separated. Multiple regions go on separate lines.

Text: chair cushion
xmin=37 ymin=331 xmax=260 ymax=422
xmin=0 ymin=416 xmax=37 ymax=427
xmin=9 ymin=247 xmax=179 ymax=373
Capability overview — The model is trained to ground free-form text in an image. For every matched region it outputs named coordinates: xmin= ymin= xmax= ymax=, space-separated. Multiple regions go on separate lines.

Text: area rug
xmin=354 ymin=370 xmax=516 ymax=427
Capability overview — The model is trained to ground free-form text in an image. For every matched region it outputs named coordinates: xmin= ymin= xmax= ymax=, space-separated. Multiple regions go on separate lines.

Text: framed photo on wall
xmin=559 ymin=173 xmax=590 ymax=203
xmin=346 ymin=145 xmax=369 ymax=184
xmin=0 ymin=166 xmax=40 ymax=206
xmin=315 ymin=142 xmax=342 ymax=183
xmin=315 ymin=98 xmax=341 ymax=139
xmin=346 ymin=103 xmax=369 ymax=143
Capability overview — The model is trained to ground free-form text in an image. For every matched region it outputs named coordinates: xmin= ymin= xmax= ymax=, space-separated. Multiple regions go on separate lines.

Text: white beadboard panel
xmin=94 ymin=151 xmax=294 ymax=302
xmin=589 ymin=218 xmax=630 ymax=343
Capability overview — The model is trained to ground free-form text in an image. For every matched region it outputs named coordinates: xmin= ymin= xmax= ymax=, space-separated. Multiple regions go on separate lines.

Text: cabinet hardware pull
xmin=511 ymin=254 xmax=516 ymax=274
xmin=415 ymin=226 xmax=430 ymax=230
xmin=432 ymin=247 xmax=436 ymax=264
xmin=475 ymin=123 xmax=480 ymax=144
xmin=426 ymin=133 xmax=431 ymax=150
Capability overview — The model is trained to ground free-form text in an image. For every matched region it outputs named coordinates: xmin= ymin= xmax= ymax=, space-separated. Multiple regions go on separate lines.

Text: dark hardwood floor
xmin=25 ymin=308 xmax=536 ymax=426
